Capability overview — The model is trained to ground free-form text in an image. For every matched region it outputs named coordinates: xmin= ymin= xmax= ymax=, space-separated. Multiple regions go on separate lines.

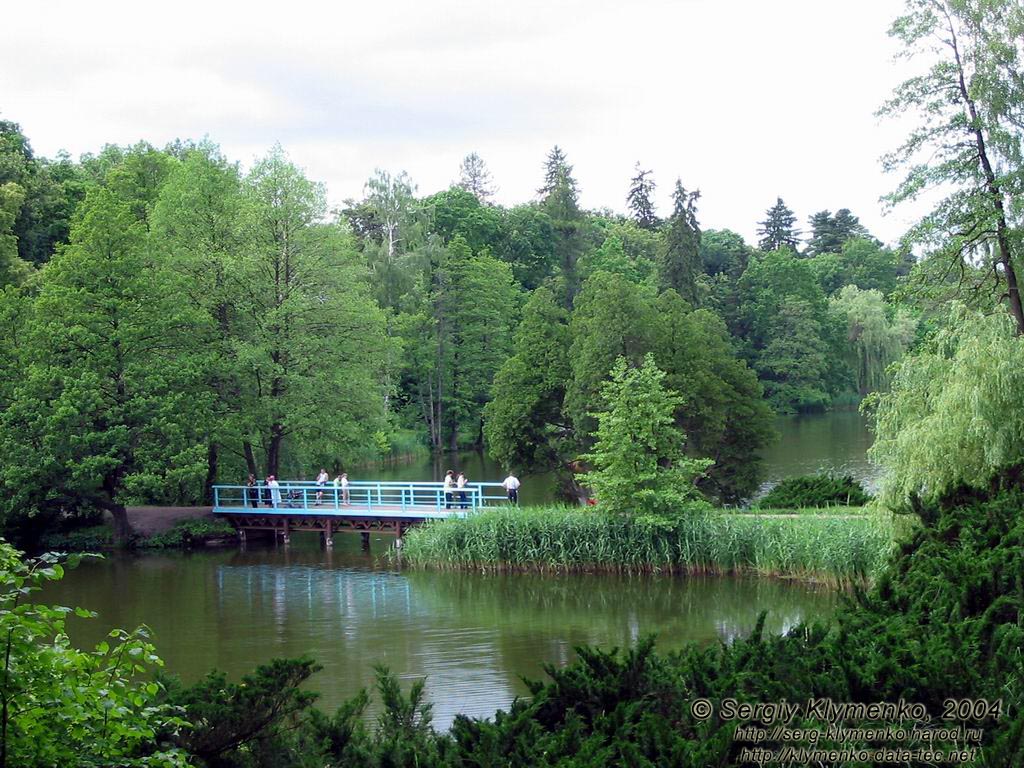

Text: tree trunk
xmin=203 ymin=442 xmax=218 ymax=505
xmin=243 ymin=441 xmax=259 ymax=478
xmin=267 ymin=425 xmax=284 ymax=478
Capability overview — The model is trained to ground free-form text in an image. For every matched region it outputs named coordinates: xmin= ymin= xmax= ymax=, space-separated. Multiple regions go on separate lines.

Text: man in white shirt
xmin=502 ymin=473 xmax=521 ymax=505
xmin=267 ymin=476 xmax=281 ymax=508
xmin=443 ymin=470 xmax=455 ymax=509
xmin=315 ymin=468 xmax=329 ymax=505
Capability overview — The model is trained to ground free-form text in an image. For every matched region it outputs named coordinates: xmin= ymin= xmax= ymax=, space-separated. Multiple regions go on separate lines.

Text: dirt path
xmin=125 ymin=506 xmax=213 ymax=537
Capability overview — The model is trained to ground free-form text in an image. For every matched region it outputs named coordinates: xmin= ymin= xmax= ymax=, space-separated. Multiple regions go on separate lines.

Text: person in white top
xmin=267 ymin=475 xmax=281 ymax=508
xmin=456 ymin=472 xmax=468 ymax=509
xmin=443 ymin=470 xmax=455 ymax=509
xmin=502 ymin=473 xmax=521 ymax=505
xmin=315 ymin=468 xmax=329 ymax=505
xmin=340 ymin=472 xmax=350 ymax=505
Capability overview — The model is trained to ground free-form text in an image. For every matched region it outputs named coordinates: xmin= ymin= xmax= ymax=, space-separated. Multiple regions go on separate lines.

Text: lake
xmin=43 ymin=538 xmax=837 ymax=729
xmin=41 ymin=408 xmax=871 ymax=728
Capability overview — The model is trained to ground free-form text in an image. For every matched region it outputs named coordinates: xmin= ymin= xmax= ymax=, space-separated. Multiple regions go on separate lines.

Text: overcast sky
xmin=2 ymin=0 xmax=919 ymax=245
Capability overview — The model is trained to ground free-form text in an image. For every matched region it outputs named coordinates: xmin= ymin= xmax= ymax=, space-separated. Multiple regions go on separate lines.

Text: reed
xmin=399 ymin=505 xmax=894 ymax=586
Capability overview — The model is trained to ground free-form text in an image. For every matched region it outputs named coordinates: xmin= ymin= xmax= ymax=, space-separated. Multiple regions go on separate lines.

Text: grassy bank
xmin=399 ymin=505 xmax=894 ymax=584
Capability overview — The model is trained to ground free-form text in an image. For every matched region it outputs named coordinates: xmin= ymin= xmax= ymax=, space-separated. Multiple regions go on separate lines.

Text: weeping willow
xmin=866 ymin=304 xmax=1024 ymax=507
xmin=830 ymin=285 xmax=915 ymax=395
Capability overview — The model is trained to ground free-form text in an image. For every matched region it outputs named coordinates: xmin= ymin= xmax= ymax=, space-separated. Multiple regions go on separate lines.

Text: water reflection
xmin=43 ymin=535 xmax=836 ymax=728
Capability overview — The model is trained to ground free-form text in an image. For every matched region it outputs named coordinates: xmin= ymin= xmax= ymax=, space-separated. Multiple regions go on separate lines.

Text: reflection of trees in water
xmin=46 ymin=546 xmax=838 ymax=727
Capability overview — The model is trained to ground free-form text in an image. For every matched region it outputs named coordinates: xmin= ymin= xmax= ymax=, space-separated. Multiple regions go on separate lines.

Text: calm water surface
xmin=44 ymin=537 xmax=837 ymax=728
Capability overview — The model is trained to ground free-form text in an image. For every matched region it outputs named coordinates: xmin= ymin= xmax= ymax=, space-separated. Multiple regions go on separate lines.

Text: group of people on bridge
xmin=240 ymin=470 xmax=522 ymax=509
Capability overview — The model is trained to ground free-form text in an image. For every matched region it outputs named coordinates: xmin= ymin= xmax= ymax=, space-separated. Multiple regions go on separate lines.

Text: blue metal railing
xmin=212 ymin=479 xmax=507 ymax=515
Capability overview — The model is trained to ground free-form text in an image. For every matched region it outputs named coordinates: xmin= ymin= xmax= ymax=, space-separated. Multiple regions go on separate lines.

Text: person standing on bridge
xmin=315 ymin=468 xmax=329 ymax=505
xmin=267 ymin=475 xmax=281 ymax=508
xmin=443 ymin=470 xmax=455 ymax=509
xmin=340 ymin=472 xmax=350 ymax=505
xmin=457 ymin=472 xmax=468 ymax=509
xmin=502 ymin=472 xmax=521 ymax=505
xmin=246 ymin=474 xmax=259 ymax=508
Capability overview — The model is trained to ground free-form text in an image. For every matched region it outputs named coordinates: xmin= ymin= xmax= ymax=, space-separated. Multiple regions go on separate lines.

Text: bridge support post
xmin=281 ymin=519 xmax=290 ymax=546
xmin=238 ymin=528 xmax=247 ymax=544
xmin=324 ymin=519 xmax=333 ymax=548
xmin=360 ymin=531 xmax=370 ymax=551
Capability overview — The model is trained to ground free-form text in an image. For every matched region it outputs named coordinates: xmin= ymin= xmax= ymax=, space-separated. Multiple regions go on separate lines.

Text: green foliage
xmin=38 ymin=524 xmax=113 ymax=552
xmin=400 ymin=505 xmax=892 ymax=583
xmin=880 ymin=0 xmax=1024 ymax=332
xmin=656 ymin=180 xmax=701 ymax=304
xmin=0 ymin=185 xmax=211 ymax=543
xmin=142 ymin=517 xmax=236 ymax=549
xmin=738 ymin=250 xmax=849 ymax=411
xmin=756 ymin=197 xmax=800 ymax=252
xmin=581 ymin=355 xmax=712 ymax=521
xmin=755 ymin=473 xmax=871 ymax=508
xmin=0 ymin=541 xmax=187 ymax=767
xmin=484 ymin=287 xmax=571 ymax=474
xmin=829 ymin=285 xmax=916 ymax=395
xmin=867 ymin=305 xmax=1024 ymax=507
xmin=699 ymin=228 xmax=750 ymax=278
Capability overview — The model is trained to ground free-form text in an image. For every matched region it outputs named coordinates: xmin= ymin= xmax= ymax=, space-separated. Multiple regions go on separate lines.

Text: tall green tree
xmin=538 ymin=146 xmax=586 ymax=306
xmin=240 ymin=148 xmax=390 ymax=477
xmin=757 ymin=197 xmax=801 ymax=252
xmin=657 ymin=180 xmax=701 ymax=303
xmin=149 ymin=145 xmax=252 ymax=493
xmin=626 ymin=163 xmax=659 ymax=230
xmin=831 ymin=285 xmax=916 ymax=396
xmin=484 ymin=287 xmax=572 ymax=476
xmin=880 ymin=0 xmax=1024 ymax=333
xmin=805 ymin=208 xmax=872 ymax=257
xmin=0 ymin=187 xmax=210 ymax=543
xmin=580 ymin=355 xmax=712 ymax=519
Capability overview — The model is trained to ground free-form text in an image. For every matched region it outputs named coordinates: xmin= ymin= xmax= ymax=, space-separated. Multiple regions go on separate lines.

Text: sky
xmin=1 ymin=0 xmax=921 ymax=246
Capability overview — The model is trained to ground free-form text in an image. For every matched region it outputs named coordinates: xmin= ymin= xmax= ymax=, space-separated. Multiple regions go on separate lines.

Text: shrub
xmin=38 ymin=524 xmax=113 ymax=552
xmin=142 ymin=517 xmax=236 ymax=549
xmin=755 ymin=473 xmax=870 ymax=508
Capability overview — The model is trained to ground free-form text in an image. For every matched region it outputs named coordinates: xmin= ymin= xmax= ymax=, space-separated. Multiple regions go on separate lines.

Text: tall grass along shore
xmin=399 ymin=505 xmax=894 ymax=585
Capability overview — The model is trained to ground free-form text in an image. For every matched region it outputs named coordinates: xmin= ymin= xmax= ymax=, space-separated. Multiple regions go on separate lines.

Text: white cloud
xmin=1 ymin=0 xmax=923 ymax=244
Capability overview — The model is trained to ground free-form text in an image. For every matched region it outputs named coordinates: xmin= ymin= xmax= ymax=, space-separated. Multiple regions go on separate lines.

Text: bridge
xmin=212 ymin=480 xmax=506 ymax=547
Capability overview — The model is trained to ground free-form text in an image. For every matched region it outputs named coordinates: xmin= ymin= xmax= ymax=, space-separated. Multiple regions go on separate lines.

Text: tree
xmin=805 ymin=208 xmax=872 ymax=257
xmin=866 ymin=305 xmax=1024 ymax=506
xmin=149 ymin=145 xmax=252 ymax=495
xmin=757 ymin=197 xmax=801 ymax=252
xmin=577 ymin=234 xmax=654 ymax=285
xmin=657 ymin=180 xmax=701 ymax=303
xmin=880 ymin=0 xmax=1024 ymax=333
xmin=457 ymin=152 xmax=496 ymax=203
xmin=483 ymin=287 xmax=572 ymax=482
xmin=0 ymin=187 xmax=210 ymax=544
xmin=240 ymin=148 xmax=390 ymax=477
xmin=830 ymin=285 xmax=917 ymax=396
xmin=0 ymin=544 xmax=187 ymax=767
xmin=538 ymin=146 xmax=586 ymax=306
xmin=699 ymin=229 xmax=750 ymax=278
xmin=650 ymin=291 xmax=775 ymax=503
xmin=737 ymin=250 xmax=849 ymax=411
xmin=626 ymin=163 xmax=658 ymax=230
xmin=352 ymin=169 xmax=421 ymax=311
xmin=580 ymin=355 xmax=712 ymax=519
xmin=0 ymin=184 xmax=31 ymax=287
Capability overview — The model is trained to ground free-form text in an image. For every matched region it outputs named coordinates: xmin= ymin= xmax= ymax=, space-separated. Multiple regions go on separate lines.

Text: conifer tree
xmin=757 ymin=197 xmax=801 ymax=252
xmin=456 ymin=152 xmax=495 ymax=203
xmin=657 ymin=180 xmax=701 ymax=303
xmin=626 ymin=163 xmax=658 ymax=230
